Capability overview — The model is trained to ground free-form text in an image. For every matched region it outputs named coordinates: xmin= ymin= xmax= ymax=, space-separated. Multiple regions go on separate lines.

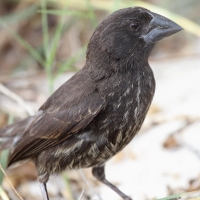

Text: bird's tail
xmin=0 ymin=116 xmax=34 ymax=150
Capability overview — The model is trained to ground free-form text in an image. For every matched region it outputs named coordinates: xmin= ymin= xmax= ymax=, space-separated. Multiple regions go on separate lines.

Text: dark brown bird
xmin=0 ymin=7 xmax=182 ymax=200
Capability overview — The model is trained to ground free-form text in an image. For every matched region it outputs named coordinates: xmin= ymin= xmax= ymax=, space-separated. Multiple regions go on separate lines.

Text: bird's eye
xmin=130 ymin=22 xmax=139 ymax=30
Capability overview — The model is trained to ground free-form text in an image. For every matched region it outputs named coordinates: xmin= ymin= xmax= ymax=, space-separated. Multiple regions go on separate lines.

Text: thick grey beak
xmin=143 ymin=12 xmax=183 ymax=45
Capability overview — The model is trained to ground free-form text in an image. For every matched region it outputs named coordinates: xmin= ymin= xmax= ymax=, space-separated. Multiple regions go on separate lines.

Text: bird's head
xmin=87 ymin=7 xmax=183 ymax=61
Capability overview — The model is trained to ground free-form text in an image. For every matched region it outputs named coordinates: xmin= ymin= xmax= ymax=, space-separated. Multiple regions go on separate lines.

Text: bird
xmin=0 ymin=7 xmax=182 ymax=200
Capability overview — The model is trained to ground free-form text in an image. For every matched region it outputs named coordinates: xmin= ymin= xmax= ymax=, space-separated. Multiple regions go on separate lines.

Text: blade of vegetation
xmin=0 ymin=83 xmax=34 ymax=116
xmin=0 ymin=4 xmax=45 ymax=66
xmin=48 ymin=14 xmax=64 ymax=53
xmin=46 ymin=15 xmax=65 ymax=93
xmin=0 ymin=20 xmax=45 ymax=66
xmin=41 ymin=0 xmax=49 ymax=60
xmin=38 ymin=9 xmax=92 ymax=19
xmin=41 ymin=0 xmax=54 ymax=94
xmin=0 ymin=150 xmax=9 ymax=186
xmin=86 ymin=0 xmax=98 ymax=28
xmin=62 ymin=173 xmax=75 ymax=200
xmin=54 ymin=45 xmax=86 ymax=80
xmin=0 ymin=186 xmax=10 ymax=200
xmin=0 ymin=115 xmax=14 ymax=200
xmin=2 ymin=5 xmax=37 ymax=25
xmin=113 ymin=0 xmax=122 ymax=11
xmin=156 ymin=190 xmax=200 ymax=200
xmin=156 ymin=193 xmax=182 ymax=200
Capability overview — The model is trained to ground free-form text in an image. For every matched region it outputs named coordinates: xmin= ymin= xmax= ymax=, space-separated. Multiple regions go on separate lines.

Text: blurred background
xmin=0 ymin=0 xmax=200 ymax=200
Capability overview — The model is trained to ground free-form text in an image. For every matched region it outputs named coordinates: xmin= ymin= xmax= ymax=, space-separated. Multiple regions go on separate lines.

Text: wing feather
xmin=8 ymin=69 xmax=104 ymax=166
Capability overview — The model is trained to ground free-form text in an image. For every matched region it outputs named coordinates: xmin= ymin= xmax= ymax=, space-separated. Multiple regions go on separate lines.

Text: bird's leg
xmin=92 ymin=165 xmax=132 ymax=200
xmin=38 ymin=181 xmax=49 ymax=200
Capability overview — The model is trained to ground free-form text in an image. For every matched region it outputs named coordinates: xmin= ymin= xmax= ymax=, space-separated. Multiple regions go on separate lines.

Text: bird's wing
xmin=8 ymin=70 xmax=104 ymax=166
xmin=0 ymin=116 xmax=34 ymax=151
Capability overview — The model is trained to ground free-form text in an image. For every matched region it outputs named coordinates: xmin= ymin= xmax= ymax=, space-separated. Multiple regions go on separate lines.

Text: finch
xmin=0 ymin=7 xmax=182 ymax=200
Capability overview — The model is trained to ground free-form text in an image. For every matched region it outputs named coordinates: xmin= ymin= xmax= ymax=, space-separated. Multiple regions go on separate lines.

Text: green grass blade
xmin=86 ymin=0 xmax=98 ymax=28
xmin=41 ymin=0 xmax=54 ymax=94
xmin=156 ymin=193 xmax=182 ymax=200
xmin=0 ymin=4 xmax=45 ymax=66
xmin=0 ymin=20 xmax=45 ymax=66
xmin=54 ymin=45 xmax=86 ymax=80
xmin=0 ymin=150 xmax=9 ymax=186
xmin=0 ymin=114 xmax=14 ymax=186
xmin=2 ymin=5 xmax=37 ymax=25
xmin=157 ymin=190 xmax=200 ymax=200
xmin=113 ymin=0 xmax=122 ymax=11
xmin=47 ymin=15 xmax=65 ymax=71
xmin=45 ymin=14 xmax=65 ymax=94
xmin=41 ymin=0 xmax=49 ymax=60
xmin=38 ymin=9 xmax=93 ymax=19
xmin=62 ymin=173 xmax=75 ymax=200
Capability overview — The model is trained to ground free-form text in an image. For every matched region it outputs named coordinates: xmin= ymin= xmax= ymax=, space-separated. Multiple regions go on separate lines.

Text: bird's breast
xmin=37 ymin=68 xmax=155 ymax=171
xmin=94 ymin=68 xmax=155 ymax=155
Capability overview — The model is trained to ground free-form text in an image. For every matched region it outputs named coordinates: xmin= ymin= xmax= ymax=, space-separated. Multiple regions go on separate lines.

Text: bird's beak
xmin=143 ymin=12 xmax=183 ymax=45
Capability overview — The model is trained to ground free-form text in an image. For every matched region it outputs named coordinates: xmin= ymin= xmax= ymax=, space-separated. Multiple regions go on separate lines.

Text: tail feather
xmin=0 ymin=116 xmax=34 ymax=150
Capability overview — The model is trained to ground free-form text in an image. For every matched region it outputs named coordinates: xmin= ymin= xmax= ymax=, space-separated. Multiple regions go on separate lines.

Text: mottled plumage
xmin=0 ymin=7 xmax=182 ymax=200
